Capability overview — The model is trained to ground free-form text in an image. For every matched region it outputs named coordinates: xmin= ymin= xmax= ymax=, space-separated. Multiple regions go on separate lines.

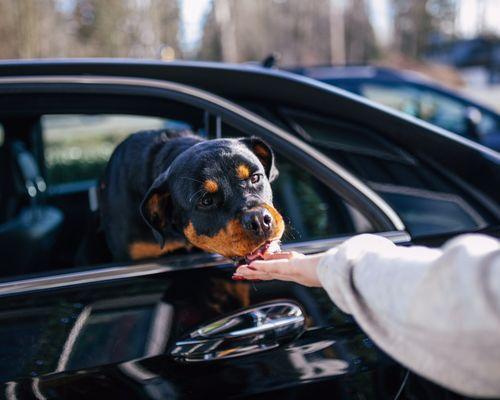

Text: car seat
xmin=0 ymin=141 xmax=63 ymax=276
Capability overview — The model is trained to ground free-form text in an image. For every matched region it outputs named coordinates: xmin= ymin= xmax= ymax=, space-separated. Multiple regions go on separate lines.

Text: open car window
xmin=41 ymin=112 xmax=375 ymax=252
xmin=42 ymin=114 xmax=191 ymax=186
xmin=0 ymin=98 xmax=380 ymax=279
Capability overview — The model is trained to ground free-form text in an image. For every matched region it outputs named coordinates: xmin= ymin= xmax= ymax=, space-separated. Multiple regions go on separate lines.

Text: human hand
xmin=233 ymin=251 xmax=323 ymax=287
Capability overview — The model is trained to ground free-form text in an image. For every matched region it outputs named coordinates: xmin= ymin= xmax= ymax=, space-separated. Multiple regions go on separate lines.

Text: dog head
xmin=140 ymin=137 xmax=284 ymax=260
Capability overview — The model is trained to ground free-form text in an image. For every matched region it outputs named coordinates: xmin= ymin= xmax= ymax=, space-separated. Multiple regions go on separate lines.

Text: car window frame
xmin=0 ymin=75 xmax=409 ymax=291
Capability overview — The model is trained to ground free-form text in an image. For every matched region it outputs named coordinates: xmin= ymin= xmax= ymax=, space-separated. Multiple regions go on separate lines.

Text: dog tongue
xmin=246 ymin=240 xmax=281 ymax=262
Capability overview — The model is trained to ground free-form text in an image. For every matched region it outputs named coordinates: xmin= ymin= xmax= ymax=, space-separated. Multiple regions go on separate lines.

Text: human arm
xmin=235 ymin=234 xmax=500 ymax=397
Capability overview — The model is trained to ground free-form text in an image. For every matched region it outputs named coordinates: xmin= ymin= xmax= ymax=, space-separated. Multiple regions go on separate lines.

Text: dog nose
xmin=242 ymin=208 xmax=273 ymax=237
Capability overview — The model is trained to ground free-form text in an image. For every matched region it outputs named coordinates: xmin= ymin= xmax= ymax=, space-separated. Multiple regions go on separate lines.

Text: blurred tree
xmin=73 ymin=0 xmax=129 ymax=56
xmin=198 ymin=0 xmax=376 ymax=66
xmin=344 ymin=0 xmax=378 ymax=63
xmin=0 ymin=0 xmax=180 ymax=59
xmin=72 ymin=0 xmax=181 ymax=58
xmin=0 ymin=0 xmax=464 ymax=65
xmin=214 ymin=0 xmax=238 ymax=62
xmin=197 ymin=3 xmax=222 ymax=61
xmin=392 ymin=0 xmax=458 ymax=59
xmin=0 ymin=0 xmax=64 ymax=58
xmin=329 ymin=0 xmax=346 ymax=64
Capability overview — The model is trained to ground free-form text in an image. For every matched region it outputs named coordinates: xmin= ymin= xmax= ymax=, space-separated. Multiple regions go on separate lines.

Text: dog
xmin=99 ymin=129 xmax=285 ymax=262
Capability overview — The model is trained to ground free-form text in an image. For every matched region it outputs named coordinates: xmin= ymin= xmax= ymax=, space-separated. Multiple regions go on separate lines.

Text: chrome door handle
xmin=170 ymin=301 xmax=305 ymax=362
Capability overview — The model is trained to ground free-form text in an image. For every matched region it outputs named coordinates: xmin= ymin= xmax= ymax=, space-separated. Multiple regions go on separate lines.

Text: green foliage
xmin=45 ymin=131 xmax=130 ymax=185
xmin=43 ymin=114 xmax=165 ymax=185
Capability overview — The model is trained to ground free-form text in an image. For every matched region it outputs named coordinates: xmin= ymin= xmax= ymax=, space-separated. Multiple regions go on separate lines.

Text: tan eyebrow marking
xmin=237 ymin=164 xmax=250 ymax=180
xmin=253 ymin=144 xmax=269 ymax=159
xmin=203 ymin=179 xmax=218 ymax=193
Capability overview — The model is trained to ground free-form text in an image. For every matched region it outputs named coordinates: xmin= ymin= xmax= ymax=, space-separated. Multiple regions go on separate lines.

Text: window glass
xmin=476 ymin=110 xmax=500 ymax=149
xmin=220 ymin=124 xmax=374 ymax=243
xmin=272 ymin=158 xmax=373 ymax=243
xmin=477 ymin=111 xmax=498 ymax=136
xmin=360 ymin=83 xmax=488 ymax=139
xmin=361 ymin=83 xmax=422 ymax=117
xmin=42 ymin=114 xmax=189 ymax=185
xmin=371 ymin=183 xmax=485 ymax=236
xmin=418 ymin=91 xmax=468 ymax=135
xmin=284 ymin=110 xmax=490 ymax=237
xmin=288 ymin=109 xmax=409 ymax=161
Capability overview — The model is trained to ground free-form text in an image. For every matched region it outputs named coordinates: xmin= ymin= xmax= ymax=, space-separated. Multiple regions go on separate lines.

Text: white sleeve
xmin=316 ymin=233 xmax=500 ymax=398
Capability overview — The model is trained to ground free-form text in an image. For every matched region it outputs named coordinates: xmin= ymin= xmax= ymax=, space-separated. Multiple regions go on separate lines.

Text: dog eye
xmin=199 ymin=194 xmax=214 ymax=208
xmin=250 ymin=173 xmax=261 ymax=184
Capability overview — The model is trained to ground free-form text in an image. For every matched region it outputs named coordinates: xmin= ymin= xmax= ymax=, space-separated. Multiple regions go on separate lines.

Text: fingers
xmin=234 ymin=265 xmax=295 ymax=283
xmin=233 ymin=258 xmax=295 ymax=283
xmin=233 ymin=266 xmax=274 ymax=281
xmin=232 ymin=252 xmax=305 ymax=282
xmin=232 ymin=252 xmax=323 ymax=287
xmin=261 ymin=251 xmax=305 ymax=260
xmin=243 ymin=259 xmax=291 ymax=275
xmin=261 ymin=251 xmax=295 ymax=260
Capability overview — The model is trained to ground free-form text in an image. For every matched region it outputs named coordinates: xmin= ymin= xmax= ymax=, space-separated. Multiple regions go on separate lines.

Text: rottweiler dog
xmin=99 ymin=129 xmax=284 ymax=262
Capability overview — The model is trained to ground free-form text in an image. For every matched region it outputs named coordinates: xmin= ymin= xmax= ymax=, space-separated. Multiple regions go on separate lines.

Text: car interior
xmin=0 ymin=92 xmax=375 ymax=279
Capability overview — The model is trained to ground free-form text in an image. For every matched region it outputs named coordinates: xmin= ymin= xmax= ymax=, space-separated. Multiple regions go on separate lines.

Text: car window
xmin=476 ymin=110 xmax=500 ymax=138
xmin=418 ymin=91 xmax=469 ymax=135
xmin=36 ymin=110 xmax=374 ymax=270
xmin=361 ymin=83 xmax=422 ymax=116
xmin=283 ymin=109 xmax=490 ymax=237
xmin=361 ymin=83 xmax=470 ymax=136
xmin=220 ymin=123 xmax=374 ymax=244
xmin=272 ymin=157 xmax=373 ymax=243
xmin=42 ymin=114 xmax=190 ymax=186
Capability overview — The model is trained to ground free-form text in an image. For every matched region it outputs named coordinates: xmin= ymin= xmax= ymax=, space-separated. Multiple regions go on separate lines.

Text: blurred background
xmin=0 ymin=0 xmax=499 ymax=111
xmin=3 ymin=0 xmax=500 ymax=179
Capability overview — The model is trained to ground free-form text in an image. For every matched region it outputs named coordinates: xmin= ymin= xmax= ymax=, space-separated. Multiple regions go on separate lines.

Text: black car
xmin=0 ymin=59 xmax=498 ymax=399
xmin=288 ymin=65 xmax=500 ymax=151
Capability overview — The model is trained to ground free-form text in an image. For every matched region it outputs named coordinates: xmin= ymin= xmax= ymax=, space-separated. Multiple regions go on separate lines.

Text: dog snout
xmin=242 ymin=208 xmax=274 ymax=237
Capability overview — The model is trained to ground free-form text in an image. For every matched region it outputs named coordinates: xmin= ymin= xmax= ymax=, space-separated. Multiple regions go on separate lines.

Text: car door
xmin=0 ymin=75 xmax=415 ymax=399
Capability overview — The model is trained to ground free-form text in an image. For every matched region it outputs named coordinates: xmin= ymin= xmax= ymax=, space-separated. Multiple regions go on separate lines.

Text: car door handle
xmin=170 ymin=301 xmax=305 ymax=362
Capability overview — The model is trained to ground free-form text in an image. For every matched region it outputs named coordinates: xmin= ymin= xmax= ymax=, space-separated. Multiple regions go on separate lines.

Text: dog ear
xmin=240 ymin=137 xmax=279 ymax=182
xmin=140 ymin=170 xmax=173 ymax=248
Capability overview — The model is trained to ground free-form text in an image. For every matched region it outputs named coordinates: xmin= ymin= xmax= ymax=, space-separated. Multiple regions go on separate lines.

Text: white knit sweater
xmin=316 ymin=233 xmax=500 ymax=398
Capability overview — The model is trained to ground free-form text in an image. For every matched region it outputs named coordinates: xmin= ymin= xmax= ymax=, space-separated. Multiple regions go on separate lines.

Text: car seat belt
xmin=11 ymin=141 xmax=47 ymax=205
xmin=88 ymin=185 xmax=99 ymax=212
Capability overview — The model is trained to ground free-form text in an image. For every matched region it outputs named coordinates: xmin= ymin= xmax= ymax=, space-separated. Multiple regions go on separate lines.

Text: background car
xmin=287 ymin=65 xmax=500 ymax=151
xmin=0 ymin=59 xmax=498 ymax=399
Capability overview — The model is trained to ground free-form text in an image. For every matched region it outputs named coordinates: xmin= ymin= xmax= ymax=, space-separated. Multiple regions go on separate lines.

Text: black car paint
xmin=0 ymin=60 xmax=498 ymax=399
xmin=0 ymin=262 xmax=380 ymax=396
